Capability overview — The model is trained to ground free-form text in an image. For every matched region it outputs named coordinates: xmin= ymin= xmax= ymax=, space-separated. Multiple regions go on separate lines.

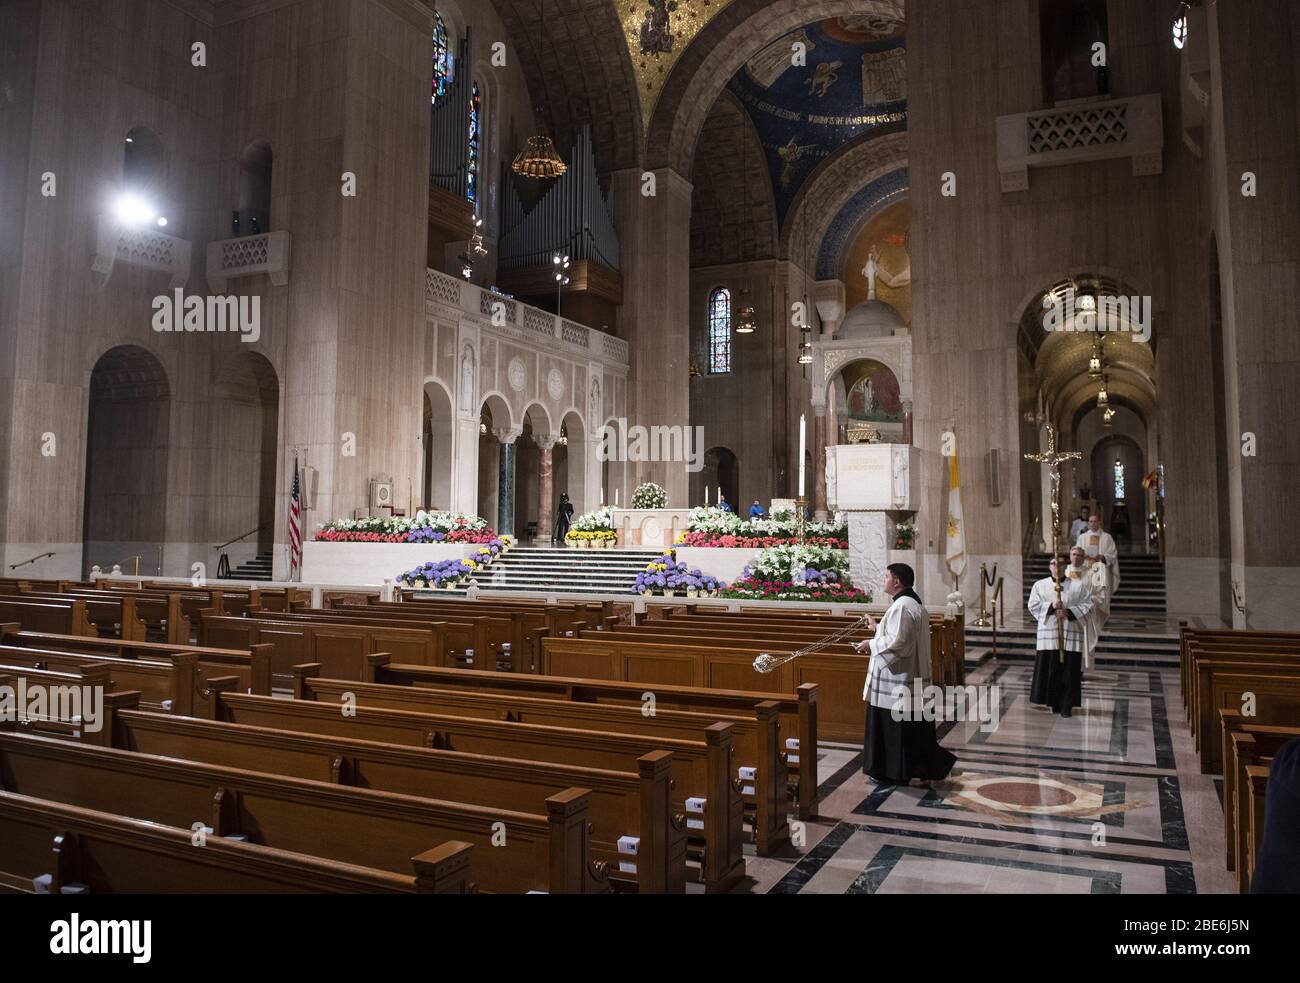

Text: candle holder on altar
xmin=795 ymin=495 xmax=807 ymax=543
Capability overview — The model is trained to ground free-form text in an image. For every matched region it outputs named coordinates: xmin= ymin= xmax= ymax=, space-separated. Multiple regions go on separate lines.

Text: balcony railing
xmin=205 ymin=231 xmax=291 ymax=293
xmin=996 ymin=93 xmax=1163 ymax=192
xmin=91 ymin=215 xmax=191 ymax=288
xmin=424 ymin=267 xmax=628 ymax=368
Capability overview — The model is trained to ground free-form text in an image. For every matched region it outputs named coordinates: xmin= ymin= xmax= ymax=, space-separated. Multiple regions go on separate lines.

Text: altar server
xmin=1028 ymin=554 xmax=1094 ymax=717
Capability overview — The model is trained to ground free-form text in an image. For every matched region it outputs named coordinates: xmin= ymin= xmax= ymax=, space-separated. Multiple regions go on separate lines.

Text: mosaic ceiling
xmin=618 ymin=0 xmax=742 ymax=131
xmin=726 ymin=17 xmax=907 ymax=229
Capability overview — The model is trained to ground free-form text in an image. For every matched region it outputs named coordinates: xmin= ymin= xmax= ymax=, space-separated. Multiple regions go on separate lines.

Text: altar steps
xmin=457 ymin=547 xmax=657 ymax=595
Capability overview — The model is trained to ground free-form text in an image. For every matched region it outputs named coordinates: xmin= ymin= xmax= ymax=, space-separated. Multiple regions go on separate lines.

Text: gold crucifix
xmin=1025 ymin=424 xmax=1083 ymax=662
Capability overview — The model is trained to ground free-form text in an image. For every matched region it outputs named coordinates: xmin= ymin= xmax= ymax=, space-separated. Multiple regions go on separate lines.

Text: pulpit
xmin=826 ymin=443 xmax=920 ymax=594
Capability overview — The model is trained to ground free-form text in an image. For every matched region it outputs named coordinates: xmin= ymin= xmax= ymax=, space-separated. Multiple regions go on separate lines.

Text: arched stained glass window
xmin=467 ymin=80 xmax=481 ymax=206
xmin=708 ymin=288 xmax=731 ymax=374
xmin=432 ymin=13 xmax=455 ymax=105
xmin=1113 ymin=459 xmax=1125 ymax=500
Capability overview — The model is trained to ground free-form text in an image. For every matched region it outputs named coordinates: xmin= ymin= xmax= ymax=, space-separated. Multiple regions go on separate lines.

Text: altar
xmin=610 ymin=508 xmax=693 ymax=548
xmin=826 ymin=442 xmax=920 ymax=593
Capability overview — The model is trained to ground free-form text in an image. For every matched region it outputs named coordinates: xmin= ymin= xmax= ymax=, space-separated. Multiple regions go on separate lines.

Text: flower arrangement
xmin=744 ymin=544 xmax=850 ymax=583
xmin=315 ymin=510 xmax=512 ymax=548
xmin=630 ymin=482 xmax=668 ymax=510
xmin=630 ymin=551 xmax=724 ymax=597
xmin=893 ymin=520 xmax=916 ymax=550
xmin=566 ymin=506 xmax=617 ymax=547
xmin=675 ymin=531 xmax=848 ymax=550
xmin=396 ymin=557 xmax=477 ymax=589
xmin=680 ymin=506 xmax=847 ymax=546
xmin=717 ymin=578 xmax=872 ymax=603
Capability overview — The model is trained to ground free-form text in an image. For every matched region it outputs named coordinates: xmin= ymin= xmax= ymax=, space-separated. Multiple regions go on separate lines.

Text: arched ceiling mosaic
xmin=725 ymin=17 xmax=906 ymax=229
xmin=814 ymin=166 xmax=907 ymax=281
xmin=840 ymin=197 xmax=911 ymax=323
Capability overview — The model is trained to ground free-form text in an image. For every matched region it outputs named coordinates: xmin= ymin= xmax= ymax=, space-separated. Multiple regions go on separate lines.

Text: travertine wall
xmin=905 ymin=0 xmax=1229 ymax=614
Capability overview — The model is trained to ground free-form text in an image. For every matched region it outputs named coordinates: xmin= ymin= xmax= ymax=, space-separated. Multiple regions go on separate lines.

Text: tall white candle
xmin=705 ymin=486 xmax=709 ymax=505
xmin=717 ymin=486 xmax=722 ymax=506
xmin=615 ymin=489 xmax=619 ymax=507
xmin=798 ymin=413 xmax=807 ymax=497
xmin=600 ymin=488 xmax=604 ymax=505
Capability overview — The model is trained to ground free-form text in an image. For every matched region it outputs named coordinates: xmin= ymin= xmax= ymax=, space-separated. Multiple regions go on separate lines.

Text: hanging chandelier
xmin=735 ymin=302 xmax=756 ymax=335
xmin=1097 ymin=375 xmax=1110 ymax=407
xmin=1088 ymin=337 xmax=1104 ymax=378
xmin=512 ymin=136 xmax=567 ymax=179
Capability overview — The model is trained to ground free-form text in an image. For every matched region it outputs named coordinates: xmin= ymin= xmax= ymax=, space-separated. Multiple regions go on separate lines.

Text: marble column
xmin=535 ymin=434 xmax=556 ymax=541
xmin=494 ymin=428 xmax=521 ymax=537
xmin=813 ymin=409 xmax=829 ymax=521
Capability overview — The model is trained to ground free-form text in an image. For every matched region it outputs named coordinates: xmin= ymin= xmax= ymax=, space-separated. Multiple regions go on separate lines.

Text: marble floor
xmin=734 ymin=658 xmax=1235 ymax=894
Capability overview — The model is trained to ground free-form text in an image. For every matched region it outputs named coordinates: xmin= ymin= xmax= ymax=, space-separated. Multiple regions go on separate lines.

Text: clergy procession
xmin=2 ymin=0 xmax=1298 ymax=965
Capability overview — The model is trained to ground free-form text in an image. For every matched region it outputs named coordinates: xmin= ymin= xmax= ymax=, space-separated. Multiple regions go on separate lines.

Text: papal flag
xmin=945 ymin=434 xmax=967 ymax=580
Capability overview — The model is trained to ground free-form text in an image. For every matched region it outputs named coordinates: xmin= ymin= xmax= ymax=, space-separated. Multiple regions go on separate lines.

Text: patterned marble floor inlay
xmin=737 ymin=656 xmax=1235 ymax=894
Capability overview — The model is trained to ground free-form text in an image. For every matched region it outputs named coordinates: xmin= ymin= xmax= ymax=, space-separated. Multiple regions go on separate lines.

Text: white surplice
xmin=1027 ymin=575 xmax=1093 ymax=661
xmin=1076 ymin=528 xmax=1121 ymax=592
xmin=862 ymin=593 xmax=930 ymax=710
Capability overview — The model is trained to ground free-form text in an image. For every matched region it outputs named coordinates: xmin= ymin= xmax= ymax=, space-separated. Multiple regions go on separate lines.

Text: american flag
xmin=288 ymin=458 xmax=302 ymax=580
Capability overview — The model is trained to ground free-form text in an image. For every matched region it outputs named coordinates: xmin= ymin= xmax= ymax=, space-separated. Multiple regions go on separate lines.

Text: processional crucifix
xmin=1025 ymin=424 xmax=1082 ymax=662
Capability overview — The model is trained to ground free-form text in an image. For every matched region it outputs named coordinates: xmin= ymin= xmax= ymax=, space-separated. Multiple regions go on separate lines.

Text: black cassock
xmin=1030 ymin=648 xmax=1083 ymax=715
xmin=1252 ymin=738 xmax=1300 ymax=894
xmin=552 ymin=500 xmax=574 ymax=543
xmin=863 ymin=706 xmax=957 ymax=785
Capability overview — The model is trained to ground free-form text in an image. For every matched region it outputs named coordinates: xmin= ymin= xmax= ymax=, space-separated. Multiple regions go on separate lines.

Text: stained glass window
xmin=708 ymin=288 xmax=731 ymax=374
xmin=432 ymin=13 xmax=455 ymax=105
xmin=1113 ymin=459 xmax=1125 ymax=500
xmin=467 ymin=80 xmax=481 ymax=206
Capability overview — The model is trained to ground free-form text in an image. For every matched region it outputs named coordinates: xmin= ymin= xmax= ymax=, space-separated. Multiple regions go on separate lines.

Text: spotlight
xmin=1172 ymin=1 xmax=1191 ymax=49
xmin=112 ymin=193 xmax=156 ymax=226
xmin=156 ymin=216 xmax=168 ymax=228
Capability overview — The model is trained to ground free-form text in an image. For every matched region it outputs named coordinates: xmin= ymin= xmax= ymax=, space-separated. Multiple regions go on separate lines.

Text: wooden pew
xmin=541 ymin=632 xmax=869 ymax=743
xmin=199 ymin=613 xmax=436 ymax=686
xmin=1219 ymin=709 xmax=1300 ymax=888
xmin=0 ymin=789 xmax=472 ymax=894
xmin=1 ymin=628 xmax=272 ymax=713
xmin=212 ymin=689 xmax=745 ymax=891
xmin=286 ymin=607 xmax=519 ymax=671
xmin=0 ymin=731 xmax=601 ymax=893
xmin=0 ymin=645 xmax=199 ymax=715
xmin=300 ymin=671 xmax=790 ymax=855
xmin=109 ymin=708 xmax=684 ymax=892
xmin=0 ymin=598 xmax=96 ymax=636
xmin=1193 ymin=658 xmax=1300 ymax=772
xmin=10 ymin=590 xmax=148 ymax=640
xmin=1179 ymin=626 xmax=1300 ymax=716
xmin=376 ymin=661 xmax=821 ymax=821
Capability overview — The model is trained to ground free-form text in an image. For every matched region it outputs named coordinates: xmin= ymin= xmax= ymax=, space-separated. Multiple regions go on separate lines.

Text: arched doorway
xmin=702 ymin=446 xmax=740 ymax=512
xmin=554 ymin=410 xmax=587 ymax=518
xmin=517 ymin=403 xmax=553 ymax=542
xmin=1089 ymin=433 xmax=1144 ymax=548
xmin=213 ymin=352 xmax=280 ymax=572
xmin=422 ymin=381 xmax=454 ymax=510
xmin=477 ymin=394 xmax=513 ymax=530
xmin=83 ymin=346 xmax=171 ymax=577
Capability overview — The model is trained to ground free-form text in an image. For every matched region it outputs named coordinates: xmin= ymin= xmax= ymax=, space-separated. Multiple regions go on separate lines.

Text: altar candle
xmin=717 ymin=486 xmax=722 ymax=505
xmin=600 ymin=488 xmax=605 ymax=505
xmin=798 ymin=413 xmax=807 ymax=497
xmin=705 ymin=486 xmax=709 ymax=505
xmin=615 ymin=489 xmax=619 ymax=507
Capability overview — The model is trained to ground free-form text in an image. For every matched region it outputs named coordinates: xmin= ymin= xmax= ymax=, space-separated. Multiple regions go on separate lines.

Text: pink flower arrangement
xmin=717 ymin=577 xmax=872 ymax=603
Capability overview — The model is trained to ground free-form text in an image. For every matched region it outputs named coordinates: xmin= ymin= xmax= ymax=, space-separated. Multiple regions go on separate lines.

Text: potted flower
xmin=894 ymin=519 xmax=916 ymax=550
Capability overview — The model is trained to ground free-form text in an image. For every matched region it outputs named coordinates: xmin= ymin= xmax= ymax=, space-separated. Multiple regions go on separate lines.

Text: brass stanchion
xmin=972 ymin=562 xmax=991 ymax=626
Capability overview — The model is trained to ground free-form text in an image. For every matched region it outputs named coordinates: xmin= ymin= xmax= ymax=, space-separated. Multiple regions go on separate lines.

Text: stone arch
xmin=82 ymin=345 xmax=172 ymax=577
xmin=213 ymin=350 xmax=280 ymax=561
xmin=423 ymin=378 xmax=455 ymax=510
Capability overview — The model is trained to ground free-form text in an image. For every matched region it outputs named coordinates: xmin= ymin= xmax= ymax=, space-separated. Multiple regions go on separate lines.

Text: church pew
xmin=0 ymin=645 xmax=199 ymax=715
xmin=0 ymin=598 xmax=96 ymax=637
xmin=199 ymin=613 xmax=437 ymax=686
xmin=1242 ymin=764 xmax=1271 ymax=894
xmin=376 ymin=661 xmax=820 ymax=819
xmin=289 ymin=606 xmax=523 ymax=671
xmin=1179 ymin=627 xmax=1300 ymax=715
xmin=211 ymin=689 xmax=744 ymax=891
xmin=7 ymin=591 xmax=148 ymax=640
xmin=541 ymin=633 xmax=869 ymax=743
xmin=1194 ymin=660 xmax=1300 ymax=772
xmin=108 ymin=708 xmax=683 ymax=893
xmin=0 ymin=789 xmax=471 ymax=894
xmin=0 ymin=666 xmax=142 ymax=748
xmin=1218 ymin=710 xmax=1300 ymax=883
xmin=0 ymin=730 xmax=601 ymax=893
xmin=36 ymin=586 xmax=211 ymax=644
xmin=1 ymin=629 xmax=272 ymax=712
xmin=1190 ymin=650 xmax=1294 ymax=738
xmin=300 ymin=672 xmax=789 ymax=855
xmin=651 ymin=610 xmax=965 ymax=685
xmin=1182 ymin=634 xmax=1300 ymax=722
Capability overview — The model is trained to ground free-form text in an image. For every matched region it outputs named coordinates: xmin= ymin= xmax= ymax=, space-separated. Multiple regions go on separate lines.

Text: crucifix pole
xmin=1025 ymin=424 xmax=1083 ymax=663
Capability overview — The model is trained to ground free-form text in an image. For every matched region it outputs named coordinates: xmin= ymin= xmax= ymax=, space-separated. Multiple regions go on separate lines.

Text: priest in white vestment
xmin=1028 ymin=554 xmax=1094 ymax=717
xmin=1067 ymin=545 xmax=1109 ymax=666
xmin=853 ymin=563 xmax=957 ymax=785
xmin=1075 ymin=514 xmax=1120 ymax=593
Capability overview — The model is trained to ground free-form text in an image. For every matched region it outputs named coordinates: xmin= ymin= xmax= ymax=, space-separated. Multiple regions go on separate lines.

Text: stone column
xmin=813 ymin=409 xmax=829 ymax=521
xmin=902 ymin=399 xmax=914 ymax=445
xmin=609 ymin=167 xmax=693 ymax=506
xmin=494 ymin=427 xmax=521 ymax=537
xmin=535 ymin=434 xmax=556 ymax=541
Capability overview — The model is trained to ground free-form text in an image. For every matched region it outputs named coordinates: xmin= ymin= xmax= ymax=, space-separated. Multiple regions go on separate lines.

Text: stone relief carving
xmin=547 ymin=367 xmax=565 ymax=401
xmin=459 ymin=344 xmax=475 ymax=413
xmin=508 ymin=357 xmax=526 ymax=392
